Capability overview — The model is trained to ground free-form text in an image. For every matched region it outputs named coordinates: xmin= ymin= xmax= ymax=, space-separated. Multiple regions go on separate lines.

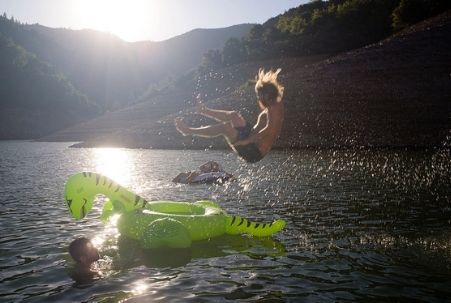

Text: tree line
xmin=200 ymin=0 xmax=451 ymax=72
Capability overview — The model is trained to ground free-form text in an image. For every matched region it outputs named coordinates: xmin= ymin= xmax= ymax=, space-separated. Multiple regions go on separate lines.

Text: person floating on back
xmin=172 ymin=161 xmax=233 ymax=184
xmin=175 ymin=68 xmax=284 ymax=163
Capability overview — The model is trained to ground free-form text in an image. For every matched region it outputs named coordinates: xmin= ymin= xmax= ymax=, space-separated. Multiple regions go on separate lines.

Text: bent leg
xmin=200 ymin=107 xmax=247 ymax=128
xmin=175 ymin=118 xmax=238 ymax=143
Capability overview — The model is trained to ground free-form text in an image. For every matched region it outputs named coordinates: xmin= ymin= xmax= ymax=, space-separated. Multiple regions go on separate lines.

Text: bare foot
xmin=175 ymin=117 xmax=190 ymax=136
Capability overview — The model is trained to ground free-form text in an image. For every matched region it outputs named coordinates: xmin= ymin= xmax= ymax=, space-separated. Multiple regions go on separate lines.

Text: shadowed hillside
xmin=0 ymin=34 xmax=98 ymax=139
xmin=0 ymin=15 xmax=254 ymax=110
xmin=46 ymin=11 xmax=451 ymax=149
xmin=0 ymin=14 xmax=254 ymax=138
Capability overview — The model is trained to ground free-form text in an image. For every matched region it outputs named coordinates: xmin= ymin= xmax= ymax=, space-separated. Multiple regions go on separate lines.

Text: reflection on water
xmin=0 ymin=141 xmax=450 ymax=302
xmin=91 ymin=214 xmax=120 ymax=251
xmin=92 ymin=148 xmax=132 ymax=186
xmin=131 ymin=279 xmax=149 ymax=296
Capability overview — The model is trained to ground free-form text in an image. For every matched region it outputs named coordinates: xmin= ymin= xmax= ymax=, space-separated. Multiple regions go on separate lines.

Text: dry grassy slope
xmin=45 ymin=11 xmax=451 ymax=149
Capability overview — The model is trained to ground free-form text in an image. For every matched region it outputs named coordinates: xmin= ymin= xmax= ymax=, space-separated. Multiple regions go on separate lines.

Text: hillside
xmin=0 ymin=15 xmax=254 ymax=110
xmin=0 ymin=34 xmax=98 ymax=139
xmin=41 ymin=55 xmax=326 ymax=143
xmin=0 ymin=14 xmax=254 ymax=139
xmin=44 ymin=11 xmax=451 ymax=149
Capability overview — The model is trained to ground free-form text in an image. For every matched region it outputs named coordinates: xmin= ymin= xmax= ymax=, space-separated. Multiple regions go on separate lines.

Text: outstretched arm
xmin=186 ymin=172 xmax=200 ymax=183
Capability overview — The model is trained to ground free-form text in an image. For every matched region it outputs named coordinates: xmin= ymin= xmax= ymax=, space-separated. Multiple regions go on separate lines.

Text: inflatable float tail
xmin=225 ymin=215 xmax=285 ymax=237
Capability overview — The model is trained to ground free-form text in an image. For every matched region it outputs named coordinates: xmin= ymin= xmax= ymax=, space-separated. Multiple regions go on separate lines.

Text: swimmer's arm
xmin=186 ymin=172 xmax=194 ymax=183
xmin=186 ymin=172 xmax=199 ymax=183
xmin=252 ymin=111 xmax=267 ymax=133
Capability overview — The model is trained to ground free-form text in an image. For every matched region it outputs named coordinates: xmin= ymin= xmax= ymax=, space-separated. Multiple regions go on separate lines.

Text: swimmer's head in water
xmin=255 ymin=68 xmax=284 ymax=109
xmin=69 ymin=237 xmax=100 ymax=265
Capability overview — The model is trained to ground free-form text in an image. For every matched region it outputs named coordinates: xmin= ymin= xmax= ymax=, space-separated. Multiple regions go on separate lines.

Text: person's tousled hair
xmin=254 ymin=68 xmax=284 ymax=109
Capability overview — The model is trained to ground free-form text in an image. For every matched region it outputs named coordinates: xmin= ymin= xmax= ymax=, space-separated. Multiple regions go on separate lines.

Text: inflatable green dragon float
xmin=64 ymin=172 xmax=285 ymax=249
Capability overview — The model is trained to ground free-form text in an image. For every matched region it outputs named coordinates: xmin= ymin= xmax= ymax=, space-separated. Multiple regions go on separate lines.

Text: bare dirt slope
xmin=44 ymin=11 xmax=451 ymax=149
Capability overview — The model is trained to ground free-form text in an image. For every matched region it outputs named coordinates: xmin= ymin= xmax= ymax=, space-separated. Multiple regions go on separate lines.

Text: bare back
xmin=252 ymin=102 xmax=284 ymax=155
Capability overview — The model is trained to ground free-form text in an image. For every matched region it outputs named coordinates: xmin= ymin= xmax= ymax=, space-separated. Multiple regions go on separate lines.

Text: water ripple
xmin=0 ymin=141 xmax=450 ymax=302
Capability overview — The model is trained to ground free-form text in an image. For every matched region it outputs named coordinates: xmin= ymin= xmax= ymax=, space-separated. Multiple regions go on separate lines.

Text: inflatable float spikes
xmin=64 ymin=172 xmax=285 ymax=248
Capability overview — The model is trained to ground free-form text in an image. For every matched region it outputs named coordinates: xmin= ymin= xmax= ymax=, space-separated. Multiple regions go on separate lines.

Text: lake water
xmin=0 ymin=141 xmax=450 ymax=302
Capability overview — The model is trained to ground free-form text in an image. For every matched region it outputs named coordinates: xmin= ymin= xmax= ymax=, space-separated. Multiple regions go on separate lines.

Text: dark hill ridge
xmin=145 ymin=24 xmax=256 ymax=74
xmin=44 ymin=11 xmax=451 ymax=149
xmin=0 ymin=34 xmax=98 ymax=139
xmin=0 ymin=16 xmax=254 ymax=110
xmin=26 ymin=23 xmax=254 ymax=109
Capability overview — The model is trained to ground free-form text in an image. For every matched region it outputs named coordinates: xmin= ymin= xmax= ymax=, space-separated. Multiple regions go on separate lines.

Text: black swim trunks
xmin=234 ymin=143 xmax=264 ymax=163
xmin=235 ymin=123 xmax=253 ymax=141
xmin=233 ymin=123 xmax=264 ymax=163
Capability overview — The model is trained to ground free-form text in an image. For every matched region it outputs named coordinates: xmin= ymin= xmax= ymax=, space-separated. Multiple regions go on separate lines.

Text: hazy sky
xmin=0 ymin=0 xmax=307 ymax=42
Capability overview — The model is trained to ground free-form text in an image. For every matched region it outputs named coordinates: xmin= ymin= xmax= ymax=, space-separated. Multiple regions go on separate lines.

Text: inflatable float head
xmin=64 ymin=172 xmax=138 ymax=220
xmin=64 ymin=172 xmax=97 ymax=219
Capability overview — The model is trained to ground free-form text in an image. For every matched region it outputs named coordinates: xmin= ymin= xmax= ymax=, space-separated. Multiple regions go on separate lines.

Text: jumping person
xmin=175 ymin=68 xmax=284 ymax=163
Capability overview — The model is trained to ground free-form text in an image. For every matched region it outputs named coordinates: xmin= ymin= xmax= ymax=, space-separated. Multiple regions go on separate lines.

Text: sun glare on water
xmin=92 ymin=148 xmax=132 ymax=185
xmin=74 ymin=0 xmax=154 ymax=41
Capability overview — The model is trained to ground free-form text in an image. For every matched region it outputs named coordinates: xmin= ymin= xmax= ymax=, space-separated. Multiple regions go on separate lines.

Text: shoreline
xmin=21 ymin=139 xmax=448 ymax=151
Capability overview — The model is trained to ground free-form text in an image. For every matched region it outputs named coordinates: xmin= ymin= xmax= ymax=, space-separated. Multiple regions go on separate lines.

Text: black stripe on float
xmin=230 ymin=216 xmax=237 ymax=225
xmin=142 ymin=200 xmax=148 ymax=208
xmin=108 ymin=181 xmax=113 ymax=189
xmin=254 ymin=223 xmax=260 ymax=229
xmin=95 ymin=174 xmax=100 ymax=185
xmin=247 ymin=221 xmax=251 ymax=228
xmin=114 ymin=185 xmax=121 ymax=192
xmin=237 ymin=218 xmax=244 ymax=226
xmin=134 ymin=195 xmax=141 ymax=206
xmin=82 ymin=172 xmax=87 ymax=177
xmin=262 ymin=224 xmax=266 ymax=229
xmin=269 ymin=222 xmax=273 ymax=227
xmin=81 ymin=198 xmax=88 ymax=218
xmin=88 ymin=172 xmax=92 ymax=177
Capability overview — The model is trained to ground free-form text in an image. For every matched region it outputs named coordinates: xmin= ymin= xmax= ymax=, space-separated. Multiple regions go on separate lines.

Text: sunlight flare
xmin=132 ymin=280 xmax=149 ymax=295
xmin=74 ymin=0 xmax=154 ymax=41
xmin=92 ymin=148 xmax=132 ymax=185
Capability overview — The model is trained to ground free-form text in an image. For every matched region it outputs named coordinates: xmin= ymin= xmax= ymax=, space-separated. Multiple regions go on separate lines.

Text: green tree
xmin=248 ymin=24 xmax=264 ymax=40
xmin=222 ymin=38 xmax=246 ymax=66
xmin=199 ymin=49 xmax=223 ymax=72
